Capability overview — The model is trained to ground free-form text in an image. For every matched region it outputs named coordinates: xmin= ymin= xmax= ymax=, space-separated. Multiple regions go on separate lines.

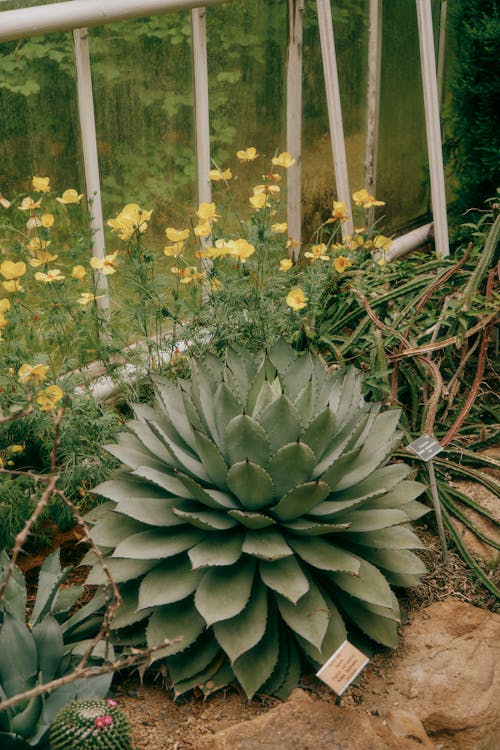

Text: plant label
xmin=316 ymin=640 xmax=369 ymax=696
xmin=406 ymin=433 xmax=443 ymax=462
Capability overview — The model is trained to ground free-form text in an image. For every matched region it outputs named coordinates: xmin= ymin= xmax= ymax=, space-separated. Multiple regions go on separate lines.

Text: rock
xmin=386 ymin=709 xmax=435 ymax=748
xmin=197 ymin=688 xmax=428 ymax=750
xmin=366 ymin=600 xmax=500 ymax=750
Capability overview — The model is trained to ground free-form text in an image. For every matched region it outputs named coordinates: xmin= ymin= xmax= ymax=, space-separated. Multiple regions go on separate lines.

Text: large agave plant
xmin=86 ymin=339 xmax=428 ymax=699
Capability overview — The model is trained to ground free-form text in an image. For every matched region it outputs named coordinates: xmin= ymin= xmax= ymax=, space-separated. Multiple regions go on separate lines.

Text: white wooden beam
xmin=437 ymin=0 xmax=448 ymax=111
xmin=72 ymin=28 xmax=109 ymax=315
xmin=286 ymin=0 xmax=304 ymax=259
xmin=316 ymin=0 xmax=353 ymax=238
xmin=364 ymin=0 xmax=382 ymax=226
xmin=416 ymin=0 xmax=449 ymax=257
xmin=0 ymin=0 xmax=228 ymax=42
xmin=191 ymin=7 xmax=211 ymax=208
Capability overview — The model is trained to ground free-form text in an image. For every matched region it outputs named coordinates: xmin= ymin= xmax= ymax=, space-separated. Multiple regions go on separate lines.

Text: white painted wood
xmin=416 ymin=0 xmax=449 ymax=257
xmin=286 ymin=0 xmax=304 ymax=259
xmin=364 ymin=0 xmax=382 ymax=226
xmin=0 ymin=0 xmax=228 ymax=42
xmin=385 ymin=222 xmax=433 ymax=262
xmin=437 ymin=0 xmax=448 ymax=111
xmin=316 ymin=0 xmax=353 ymax=238
xmin=72 ymin=27 xmax=109 ymax=314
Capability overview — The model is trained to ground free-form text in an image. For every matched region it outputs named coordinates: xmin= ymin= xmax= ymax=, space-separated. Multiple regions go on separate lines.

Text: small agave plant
xmin=86 ymin=339 xmax=428 ymax=699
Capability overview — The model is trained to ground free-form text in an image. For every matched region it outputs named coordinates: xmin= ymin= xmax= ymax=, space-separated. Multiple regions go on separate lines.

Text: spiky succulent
xmin=87 ymin=339 xmax=428 ymax=699
xmin=50 ymin=699 xmax=132 ymax=750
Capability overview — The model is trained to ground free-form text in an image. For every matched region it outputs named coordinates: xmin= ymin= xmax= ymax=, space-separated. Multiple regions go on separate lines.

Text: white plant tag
xmin=406 ymin=433 xmax=443 ymax=462
xmin=316 ymin=640 xmax=369 ymax=696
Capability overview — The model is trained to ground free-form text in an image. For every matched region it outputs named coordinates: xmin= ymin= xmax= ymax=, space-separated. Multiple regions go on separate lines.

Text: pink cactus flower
xmin=94 ymin=715 xmax=114 ymax=729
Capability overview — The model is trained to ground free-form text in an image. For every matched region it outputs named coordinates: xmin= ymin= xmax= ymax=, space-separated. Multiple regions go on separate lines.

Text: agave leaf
xmin=224 ymin=348 xmax=249 ymax=404
xmin=260 ymin=628 xmax=301 ymax=699
xmin=268 ymin=443 xmax=316 ymax=498
xmin=177 ymin=385 xmax=206 ymax=436
xmin=51 ymin=585 xmax=85 ymax=616
xmin=173 ymin=652 xmax=228 ymax=698
xmin=301 ymin=407 xmax=336 ymax=461
xmin=224 ymin=414 xmax=270 ymax=467
xmin=353 ymin=547 xmax=428 ymax=578
xmin=131 ymin=467 xmax=194 ymax=499
xmin=251 ymin=379 xmax=282 ymax=420
xmin=147 ymin=600 xmax=205 ymax=659
xmin=175 ymin=474 xmax=239 ymax=510
xmin=89 ymin=515 xmax=144 ymax=548
xmin=214 ymin=579 xmax=268 ymax=663
xmin=271 ymin=481 xmax=331 ymax=521
xmin=226 ymin=461 xmax=274 ymax=510
xmin=311 ymin=358 xmax=334 ymax=412
xmin=267 ymin=337 xmax=297 ymax=373
xmin=336 ymin=592 xmax=399 ymax=647
xmin=200 ymin=661 xmax=235 ymax=697
xmin=188 ymin=533 xmax=244 ymax=569
xmin=190 ymin=359 xmax=220 ymax=446
xmin=10 ymin=695 xmax=43 ymax=738
xmin=0 ymin=613 xmax=37 ymax=696
xmin=318 ymin=447 xmax=363 ymax=490
xmin=93 ymin=477 xmax=175 ymax=504
xmin=138 ymin=558 xmax=203 ymax=610
xmin=154 ymin=377 xmax=197 ymax=451
xmin=330 ymin=558 xmax=394 ymax=609
xmin=242 ymin=529 xmax=293 ymax=561
xmin=195 ymin=558 xmax=256 ymax=626
xmin=295 ymin=595 xmax=346 ymax=666
xmin=330 ymin=367 xmax=363 ymax=427
xmin=294 ymin=380 xmax=315 ymax=427
xmin=228 ymin=510 xmax=276 ymax=529
xmin=257 ymin=395 xmax=301 ymax=452
xmin=275 ymin=577 xmax=329 ymax=649
xmin=232 ymin=604 xmax=279 ymax=699
xmin=173 ymin=504 xmax=238 ymax=531
xmin=348 ymin=404 xmax=381 ymax=450
xmin=281 ymin=352 xmax=313 ymax=401
xmin=85 ymin=558 xmax=158 ymax=586
xmin=203 ymin=351 xmax=225 ymax=385
xmin=168 ymin=631 xmax=221 ymax=685
xmin=289 ymin=537 xmax=360 ymax=574
xmin=214 ymin=382 xmax=241 ymax=442
xmin=116 ymin=497 xmax=185 ymax=527
xmin=60 ymin=592 xmax=106 ymax=637
xmin=113 ymin=528 xmax=206 ymax=559
xmin=32 ymin=615 xmax=63 ymax=683
xmin=104 ymin=433 xmax=166 ymax=472
xmin=246 ymin=357 xmax=273 ymax=416
xmin=328 ymin=463 xmax=411 ymax=503
xmin=30 ymin=549 xmax=69 ymax=626
xmin=259 ymin=557 xmax=309 ymax=604
xmin=282 ymin=519 xmax=350 ymax=535
xmin=335 ymin=509 xmax=411 ymax=532
xmin=108 ymin=583 xmax=151 ymax=630
xmin=343 ymin=526 xmax=426 ymax=550
xmin=127 ymin=419 xmax=172 ymax=464
xmin=159 ymin=436 xmax=211 ymax=483
xmin=362 ymin=480 xmax=427 ymax=510
xmin=0 ymin=553 xmax=26 ymax=623
xmin=314 ymin=412 xmax=368 ymax=477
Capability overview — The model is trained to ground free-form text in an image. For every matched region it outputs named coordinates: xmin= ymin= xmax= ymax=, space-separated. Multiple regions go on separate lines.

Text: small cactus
xmin=49 ymin=699 xmax=133 ymax=750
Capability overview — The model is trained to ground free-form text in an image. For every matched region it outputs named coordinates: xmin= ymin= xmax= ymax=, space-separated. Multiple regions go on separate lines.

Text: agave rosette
xmin=86 ymin=339 xmax=428 ymax=698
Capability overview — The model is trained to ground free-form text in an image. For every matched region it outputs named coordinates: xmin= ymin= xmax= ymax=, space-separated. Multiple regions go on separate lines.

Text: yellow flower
xmin=286 ymin=238 xmax=299 ymax=250
xmin=209 ymin=168 xmax=232 ymax=181
xmin=2 ymin=280 xmax=23 ymax=293
xmin=196 ymin=202 xmax=219 ymax=223
xmin=373 ymin=234 xmax=393 ymax=251
xmin=211 ymin=278 xmax=222 ymax=291
xmin=0 ymin=260 xmax=26 ymax=280
xmin=0 ymin=314 xmax=8 ymax=329
xmin=72 ymin=265 xmax=87 ymax=280
xmin=107 ymin=204 xmax=152 ymax=240
xmin=272 ymin=151 xmax=296 ymax=169
xmin=333 ymin=256 xmax=352 ymax=273
xmin=253 ymin=184 xmax=280 ymax=197
xmin=304 ymin=243 xmax=329 ymax=262
xmin=28 ymin=237 xmax=51 ymax=254
xmin=18 ymin=363 xmax=49 ymax=384
xmin=0 ymin=193 xmax=11 ymax=209
xmin=0 ymin=299 xmax=11 ymax=313
xmin=236 ymin=147 xmax=258 ymax=162
xmin=29 ymin=252 xmax=58 ymax=267
xmin=330 ymin=201 xmax=349 ymax=222
xmin=193 ymin=221 xmax=212 ymax=238
xmin=249 ymin=193 xmax=269 ymax=210
xmin=32 ymin=176 xmax=50 ymax=193
xmin=266 ymin=172 xmax=282 ymax=183
xmin=8 ymin=444 xmax=24 ymax=454
xmin=165 ymin=227 xmax=190 ymax=243
xmin=18 ymin=197 xmax=42 ymax=211
xmin=37 ymin=384 xmax=63 ymax=412
xmin=77 ymin=292 xmax=103 ymax=305
xmin=56 ymin=188 xmax=84 ymax=205
xmin=90 ymin=251 xmax=119 ymax=275
xmin=272 ymin=222 xmax=288 ymax=234
xmin=164 ymin=242 xmax=185 ymax=258
xmin=40 ymin=213 xmax=55 ymax=228
xmin=34 ymin=268 xmax=65 ymax=283
xmin=279 ymin=258 xmax=293 ymax=271
xmin=171 ymin=266 xmax=203 ymax=285
xmin=286 ymin=287 xmax=307 ymax=310
xmin=352 ymin=189 xmax=385 ymax=208
xmin=227 ymin=238 xmax=256 ymax=263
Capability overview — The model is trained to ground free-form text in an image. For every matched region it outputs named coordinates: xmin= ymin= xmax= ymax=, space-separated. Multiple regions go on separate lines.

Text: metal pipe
xmin=386 ymin=222 xmax=433 ymax=262
xmin=0 ymin=0 xmax=228 ymax=42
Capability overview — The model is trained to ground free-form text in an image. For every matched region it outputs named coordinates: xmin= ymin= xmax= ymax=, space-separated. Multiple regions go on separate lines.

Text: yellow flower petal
xmin=165 ymin=227 xmax=190 ymax=243
xmin=272 ymin=222 xmax=288 ymax=234
xmin=0 ymin=260 xmax=27 ymax=280
xmin=56 ymin=188 xmax=84 ymax=205
xmin=279 ymin=258 xmax=293 ymax=271
xmin=333 ymin=256 xmax=352 ymax=273
xmin=272 ymin=151 xmax=296 ymax=169
xmin=236 ymin=147 xmax=258 ymax=162
xmin=209 ymin=168 xmax=232 ymax=181
xmin=72 ymin=265 xmax=87 ymax=280
xmin=32 ymin=176 xmax=50 ymax=193
xmin=18 ymin=363 xmax=49 ymax=384
xmin=286 ymin=287 xmax=307 ymax=310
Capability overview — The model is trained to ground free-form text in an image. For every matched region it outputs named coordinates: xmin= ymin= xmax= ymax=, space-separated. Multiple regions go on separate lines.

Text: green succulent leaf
xmin=214 ymin=580 xmax=268 ymax=663
xmin=188 ymin=533 xmax=244 ymax=569
xmin=116 ymin=496 xmax=185 ymax=527
xmin=301 ymin=407 xmax=336 ymax=461
xmin=342 ymin=526 xmax=426 ymax=550
xmin=127 ymin=419 xmax=172 ymax=464
xmin=85 ymin=558 xmax=158 ymax=585
xmin=109 ymin=583 xmax=151 ymax=630
xmin=227 ymin=510 xmax=276 ymax=529
xmin=336 ymin=592 xmax=400 ymax=648
xmin=130 ymin=467 xmax=194 ymax=498
xmin=147 ymin=600 xmax=205 ymax=659
xmin=336 ymin=509 xmax=411 ymax=532
xmin=275 ymin=578 xmax=329 ymax=649
xmin=242 ymin=529 xmax=293 ymax=561
xmin=154 ymin=377 xmax=197 ymax=451
xmin=271 ymin=481 xmax=331 ymax=521
xmin=0 ymin=612 xmax=38 ymax=697
xmin=193 ymin=430 xmax=229 ymax=488
xmin=168 ymin=632 xmax=221 ymax=685
xmin=175 ymin=474 xmax=239 ymax=510
xmin=268 ymin=442 xmax=316 ymax=497
xmin=223 ymin=414 xmax=270 ymax=467
xmin=268 ymin=337 xmax=297 ymax=373
xmin=329 ymin=558 xmax=395 ymax=609
xmin=32 ymin=615 xmax=63 ymax=683
xmin=10 ymin=695 xmax=43 ymax=738
xmin=214 ymin=381 xmax=241 ymax=440
xmin=173 ymin=504 xmax=238 ymax=531
xmin=295 ymin=595 xmax=346 ymax=665
xmin=282 ymin=519 xmax=350 ymax=535
xmin=289 ymin=536 xmax=361 ymax=574
xmin=257 ymin=395 xmax=301 ymax=451
xmin=259 ymin=556 xmax=309 ymax=604
xmin=138 ymin=557 xmax=203 ymax=609
xmin=173 ymin=653 xmax=228 ymax=698
xmin=195 ymin=557 xmax=256 ymax=625
xmin=226 ymin=461 xmax=274 ymax=510
xmin=281 ymin=352 xmax=313 ymax=400
xmin=89 ymin=514 xmax=144 ymax=548
xmin=260 ymin=629 xmax=301 ymax=700
xmin=113 ymin=528 xmax=206 ymax=559
xmin=232 ymin=604 xmax=279 ymax=699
